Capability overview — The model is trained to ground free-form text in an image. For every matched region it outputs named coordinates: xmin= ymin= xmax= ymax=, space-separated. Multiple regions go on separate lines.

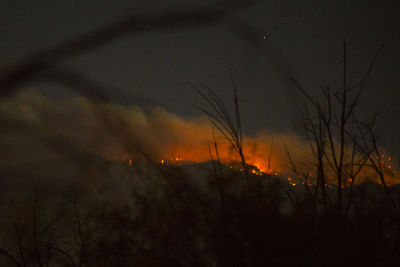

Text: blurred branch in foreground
xmin=0 ymin=0 xmax=259 ymax=100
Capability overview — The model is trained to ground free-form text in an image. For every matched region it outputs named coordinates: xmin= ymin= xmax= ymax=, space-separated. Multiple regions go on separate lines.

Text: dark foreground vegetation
xmin=0 ymin=161 xmax=400 ymax=267
xmin=1 ymin=43 xmax=399 ymax=266
xmin=1 ymin=1 xmax=399 ymax=266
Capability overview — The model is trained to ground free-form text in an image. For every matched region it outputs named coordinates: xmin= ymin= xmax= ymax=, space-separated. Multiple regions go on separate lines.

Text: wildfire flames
xmin=1 ymin=90 xmax=398 ymax=187
xmin=120 ymin=143 xmax=397 ymax=187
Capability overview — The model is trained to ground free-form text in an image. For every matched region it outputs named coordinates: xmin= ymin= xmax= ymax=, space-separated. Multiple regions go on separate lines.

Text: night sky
xmin=1 ymin=0 xmax=399 ymax=154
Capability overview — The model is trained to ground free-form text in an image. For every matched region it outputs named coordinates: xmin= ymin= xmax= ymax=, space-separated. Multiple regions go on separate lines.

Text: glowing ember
xmin=114 ymin=138 xmax=397 ymax=187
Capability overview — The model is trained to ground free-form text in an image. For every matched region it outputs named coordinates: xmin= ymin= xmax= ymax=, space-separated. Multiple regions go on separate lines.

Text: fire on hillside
xmin=118 ymin=149 xmax=397 ymax=188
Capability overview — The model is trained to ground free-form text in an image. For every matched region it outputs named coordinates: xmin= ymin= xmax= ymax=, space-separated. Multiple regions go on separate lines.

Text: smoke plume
xmin=0 ymin=90 xmax=397 ymax=187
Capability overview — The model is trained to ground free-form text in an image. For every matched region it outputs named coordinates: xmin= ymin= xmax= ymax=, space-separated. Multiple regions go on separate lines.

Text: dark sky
xmin=1 ymin=0 xmax=399 ymax=154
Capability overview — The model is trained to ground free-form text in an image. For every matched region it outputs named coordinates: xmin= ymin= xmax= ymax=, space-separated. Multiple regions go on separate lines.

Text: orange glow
xmin=154 ymin=138 xmax=283 ymax=175
xmin=143 ymin=146 xmax=398 ymax=186
xmin=113 ymin=129 xmax=397 ymax=186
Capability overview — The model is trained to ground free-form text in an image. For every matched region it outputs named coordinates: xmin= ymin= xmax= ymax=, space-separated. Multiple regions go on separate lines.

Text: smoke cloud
xmin=0 ymin=89 xmax=397 ymax=189
xmin=0 ymin=90 xmax=312 ymax=169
